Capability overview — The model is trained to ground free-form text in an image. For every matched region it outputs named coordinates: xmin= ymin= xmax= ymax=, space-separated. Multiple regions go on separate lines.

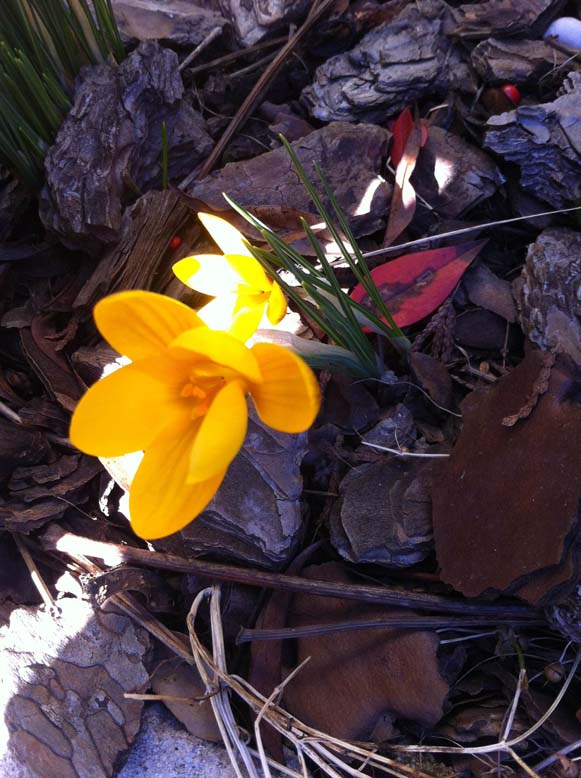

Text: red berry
xmin=169 ymin=236 xmax=182 ymax=250
xmin=500 ymin=84 xmax=521 ymax=105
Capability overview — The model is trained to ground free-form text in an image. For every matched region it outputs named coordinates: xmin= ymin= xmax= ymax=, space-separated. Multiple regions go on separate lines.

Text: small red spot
xmin=500 ymin=84 xmax=521 ymax=105
xmin=169 ymin=236 xmax=182 ymax=250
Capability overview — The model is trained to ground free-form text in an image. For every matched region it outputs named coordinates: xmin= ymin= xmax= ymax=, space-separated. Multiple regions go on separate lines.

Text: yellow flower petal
xmin=198 ymin=213 xmax=252 ymax=257
xmin=170 ymin=328 xmax=262 ymax=384
xmin=229 ymin=304 xmax=264 ymax=343
xmin=266 ymin=281 xmax=287 ymax=325
xmin=95 ymin=290 xmax=204 ymax=360
xmin=129 ymin=417 xmax=225 ymax=539
xmin=189 ymin=380 xmax=247 ymax=482
xmin=69 ymin=363 xmax=181 ymax=457
xmin=225 ymin=253 xmax=270 ymax=290
xmin=173 ymin=254 xmax=242 ymax=296
xmin=249 ymin=343 xmax=320 ymax=433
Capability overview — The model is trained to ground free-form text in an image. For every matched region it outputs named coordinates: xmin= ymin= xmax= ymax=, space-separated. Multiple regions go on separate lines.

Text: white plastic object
xmin=544 ymin=17 xmax=581 ymax=49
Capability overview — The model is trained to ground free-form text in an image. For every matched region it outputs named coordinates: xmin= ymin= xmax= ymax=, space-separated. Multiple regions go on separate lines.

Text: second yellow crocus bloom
xmin=173 ymin=213 xmax=287 ymax=342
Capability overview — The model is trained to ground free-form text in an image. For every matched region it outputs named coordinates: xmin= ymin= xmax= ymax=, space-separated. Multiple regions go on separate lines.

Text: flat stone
xmin=117 ymin=704 xmax=235 ymax=778
xmin=411 ymin=127 xmax=504 ymax=219
xmin=472 ymin=38 xmax=568 ymax=85
xmin=463 ymin=263 xmax=517 ymax=322
xmin=112 ymin=0 xmax=228 ymax=47
xmin=186 ymin=121 xmax=391 ymax=238
xmin=330 ymin=459 xmax=434 ymax=566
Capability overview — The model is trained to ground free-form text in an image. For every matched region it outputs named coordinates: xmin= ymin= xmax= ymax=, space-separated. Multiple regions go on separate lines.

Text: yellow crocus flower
xmin=173 ymin=213 xmax=287 ymax=342
xmin=69 ymin=290 xmax=319 ymax=540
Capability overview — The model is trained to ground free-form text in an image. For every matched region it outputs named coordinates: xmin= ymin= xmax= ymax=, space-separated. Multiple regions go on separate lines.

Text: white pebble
xmin=544 ymin=17 xmax=581 ymax=49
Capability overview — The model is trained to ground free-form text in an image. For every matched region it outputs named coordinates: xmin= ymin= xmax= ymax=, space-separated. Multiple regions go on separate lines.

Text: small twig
xmin=500 ymin=668 xmax=527 ymax=742
xmin=360 ymin=205 xmax=581 ymax=262
xmin=254 ymin=658 xmax=311 ymax=778
xmin=184 ymin=36 xmax=287 ymax=77
xmin=360 ymin=441 xmax=450 ymax=459
xmin=13 ymin=533 xmax=57 ymax=611
xmin=188 ymin=587 xmax=260 ymax=778
xmin=179 ymin=26 xmax=222 ymax=72
xmin=186 ymin=0 xmax=336 ymax=183
xmin=124 ymin=691 xmax=219 ymax=703
xmin=42 ymin=525 xmax=539 ymax=618
xmin=226 ymin=51 xmax=278 ymax=80
xmin=534 ymin=738 xmax=581 ymax=773
xmin=0 ymin=399 xmax=23 ymax=425
xmin=238 ymin=617 xmax=542 ymax=644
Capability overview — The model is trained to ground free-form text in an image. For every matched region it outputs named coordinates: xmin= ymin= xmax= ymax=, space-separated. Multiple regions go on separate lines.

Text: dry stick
xmin=189 ymin=586 xmax=436 ymax=778
xmin=185 ymin=35 xmax=287 ymax=77
xmin=12 ymin=533 xmax=57 ymax=611
xmin=179 ymin=26 xmax=223 ymax=72
xmin=42 ymin=525 xmax=538 ymax=618
xmin=183 ymin=0 xmax=337 ymax=185
xmin=359 ymin=205 xmax=581 ymax=261
xmin=237 ymin=615 xmax=545 ymax=644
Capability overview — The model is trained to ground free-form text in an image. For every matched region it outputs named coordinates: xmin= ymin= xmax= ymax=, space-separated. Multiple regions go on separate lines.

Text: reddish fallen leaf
xmin=350 ymin=240 xmax=486 ymax=329
xmin=384 ymin=112 xmax=428 ymax=246
xmin=390 ymin=108 xmax=414 ymax=169
xmin=390 ymin=108 xmax=429 ymax=168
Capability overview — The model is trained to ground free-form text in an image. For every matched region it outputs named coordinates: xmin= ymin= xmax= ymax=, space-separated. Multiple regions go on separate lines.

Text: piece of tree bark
xmin=0 ymin=599 xmax=150 ymax=778
xmin=485 ymin=75 xmax=581 ymax=209
xmin=514 ymin=227 xmax=581 ymax=363
xmin=302 ymin=0 xmax=473 ymax=123
xmin=41 ymin=42 xmax=213 ymax=250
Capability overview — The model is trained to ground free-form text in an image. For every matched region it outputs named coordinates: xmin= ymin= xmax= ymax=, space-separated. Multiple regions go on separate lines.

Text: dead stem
xmin=237 ymin=617 xmax=543 ymax=644
xmin=42 ymin=525 xmax=539 ymax=619
xmin=12 ymin=533 xmax=57 ymax=611
xmin=186 ymin=0 xmax=337 ymax=182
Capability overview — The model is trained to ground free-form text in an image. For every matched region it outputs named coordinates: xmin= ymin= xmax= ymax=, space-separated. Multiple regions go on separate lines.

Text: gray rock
xmin=157 ymin=406 xmax=308 ymax=568
xmin=187 ymin=121 xmax=391 ymax=238
xmin=117 ymin=704 xmax=236 ymax=778
xmin=41 ymin=42 xmax=213 ymax=250
xmin=471 ymin=38 xmax=568 ymax=85
xmin=361 ymin=404 xmax=417 ymax=450
xmin=112 ymin=0 xmax=228 ymax=47
xmin=463 ymin=263 xmax=517 ymax=322
xmin=219 ymin=0 xmax=310 ymax=47
xmin=330 ymin=459 xmax=434 ymax=567
xmin=443 ymin=0 xmax=567 ymax=39
xmin=485 ymin=78 xmax=581 ymax=209
xmin=412 ymin=126 xmax=504 ymax=219
xmin=302 ymin=0 xmax=473 ymax=123
xmin=514 ymin=227 xmax=581 ymax=363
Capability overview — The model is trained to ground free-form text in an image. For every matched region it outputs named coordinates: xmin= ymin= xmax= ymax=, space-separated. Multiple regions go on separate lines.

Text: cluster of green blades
xmin=227 ymin=137 xmax=410 ymax=378
xmin=0 ymin=0 xmax=124 ymax=188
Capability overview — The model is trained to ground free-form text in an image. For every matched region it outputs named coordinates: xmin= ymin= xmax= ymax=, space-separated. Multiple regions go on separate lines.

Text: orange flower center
xmin=180 ymin=370 xmax=226 ymax=419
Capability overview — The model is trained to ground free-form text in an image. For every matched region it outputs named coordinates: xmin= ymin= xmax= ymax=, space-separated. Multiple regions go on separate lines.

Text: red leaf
xmin=385 ymin=113 xmax=429 ymax=247
xmin=384 ymin=121 xmax=422 ymax=246
xmin=351 ymin=241 xmax=486 ymax=329
xmin=390 ymin=108 xmax=414 ymax=169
